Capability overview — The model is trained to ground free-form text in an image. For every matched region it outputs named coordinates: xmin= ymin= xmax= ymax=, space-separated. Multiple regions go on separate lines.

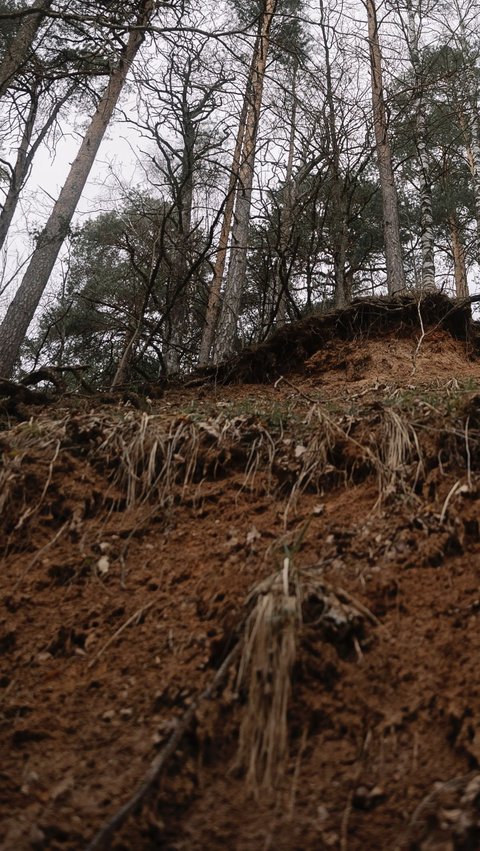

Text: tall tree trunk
xmin=271 ymin=60 xmax=298 ymax=328
xmin=449 ymin=213 xmax=469 ymax=298
xmin=405 ymin=1 xmax=435 ymax=291
xmin=365 ymin=0 xmax=406 ymax=294
xmin=451 ymin=0 xmax=480 ymax=266
xmin=198 ymin=39 xmax=258 ymax=366
xmin=214 ymin=0 xmax=277 ymax=362
xmin=461 ymin=117 xmax=480 ymax=265
xmin=0 ymin=89 xmax=38 ymax=252
xmin=417 ymin=116 xmax=435 ymax=290
xmin=0 ymin=0 xmax=155 ymax=378
xmin=319 ymin=0 xmax=349 ymax=308
xmin=333 ymin=223 xmax=349 ymax=308
xmin=164 ymin=119 xmax=194 ymax=374
xmin=0 ymin=0 xmax=52 ymax=97
xmin=0 ymin=81 xmax=75 ymax=253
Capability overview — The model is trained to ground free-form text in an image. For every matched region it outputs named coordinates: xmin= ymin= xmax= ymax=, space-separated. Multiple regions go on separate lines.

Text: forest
xmin=5 ymin=4 xmax=480 ymax=851
xmin=0 ymin=0 xmax=479 ymax=386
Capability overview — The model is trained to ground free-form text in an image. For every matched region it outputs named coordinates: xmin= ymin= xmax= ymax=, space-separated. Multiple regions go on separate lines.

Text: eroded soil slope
xmin=3 ymin=314 xmax=480 ymax=850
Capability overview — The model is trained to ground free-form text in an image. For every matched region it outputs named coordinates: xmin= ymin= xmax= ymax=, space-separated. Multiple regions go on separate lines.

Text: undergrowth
xmin=1 ymin=382 xmax=479 ymax=557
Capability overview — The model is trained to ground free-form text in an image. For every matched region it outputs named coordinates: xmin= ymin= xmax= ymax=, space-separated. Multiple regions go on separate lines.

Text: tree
xmin=0 ymin=0 xmax=52 ymax=98
xmin=27 ymin=195 xmax=211 ymax=385
xmin=197 ymin=36 xmax=258 ymax=366
xmin=365 ymin=0 xmax=406 ymax=294
xmin=0 ymin=0 xmax=157 ymax=377
xmin=115 ymin=30 xmax=230 ymax=377
xmin=402 ymin=0 xmax=436 ymax=291
xmin=213 ymin=0 xmax=278 ymax=362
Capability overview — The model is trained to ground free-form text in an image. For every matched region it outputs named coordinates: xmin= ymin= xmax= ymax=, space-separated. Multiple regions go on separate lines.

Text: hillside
xmin=2 ymin=295 xmax=480 ymax=850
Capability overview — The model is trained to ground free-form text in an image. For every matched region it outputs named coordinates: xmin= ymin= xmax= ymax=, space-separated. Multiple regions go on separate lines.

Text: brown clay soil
xmin=3 ymin=318 xmax=480 ymax=850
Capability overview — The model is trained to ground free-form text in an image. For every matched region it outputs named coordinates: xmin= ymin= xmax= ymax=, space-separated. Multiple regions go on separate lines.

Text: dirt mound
xmin=3 ymin=312 xmax=480 ymax=850
xmin=303 ymin=328 xmax=477 ymax=386
xmin=206 ymin=292 xmax=476 ymax=384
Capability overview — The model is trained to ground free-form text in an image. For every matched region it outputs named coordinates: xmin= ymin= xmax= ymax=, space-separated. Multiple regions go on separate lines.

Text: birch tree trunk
xmin=0 ymin=0 xmax=52 ymax=98
xmin=214 ymin=0 xmax=277 ymax=362
xmin=451 ymin=0 xmax=480 ymax=266
xmin=417 ymin=116 xmax=436 ymax=290
xmin=0 ymin=0 xmax=154 ymax=378
xmin=365 ymin=0 xmax=406 ymax=295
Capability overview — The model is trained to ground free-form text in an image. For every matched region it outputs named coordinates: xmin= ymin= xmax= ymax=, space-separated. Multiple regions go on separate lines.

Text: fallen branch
xmin=85 ymin=642 xmax=240 ymax=851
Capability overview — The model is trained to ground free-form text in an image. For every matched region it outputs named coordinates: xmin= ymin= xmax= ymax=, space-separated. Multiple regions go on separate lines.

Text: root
xmin=85 ymin=642 xmax=241 ymax=851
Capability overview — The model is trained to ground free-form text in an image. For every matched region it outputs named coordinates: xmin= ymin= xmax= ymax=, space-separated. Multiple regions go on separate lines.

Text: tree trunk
xmin=417 ymin=121 xmax=436 ymax=291
xmin=271 ymin=60 xmax=298 ymax=328
xmin=449 ymin=213 xmax=469 ymax=298
xmin=333 ymin=223 xmax=349 ymax=308
xmin=0 ymin=0 xmax=154 ymax=378
xmin=405 ymin=1 xmax=435 ymax=291
xmin=319 ymin=0 xmax=349 ymax=308
xmin=164 ymin=119 xmax=194 ymax=375
xmin=365 ymin=0 xmax=406 ymax=294
xmin=0 ymin=0 xmax=52 ymax=97
xmin=198 ymin=39 xmax=258 ymax=366
xmin=214 ymin=0 xmax=277 ymax=362
xmin=462 ymin=120 xmax=480 ymax=265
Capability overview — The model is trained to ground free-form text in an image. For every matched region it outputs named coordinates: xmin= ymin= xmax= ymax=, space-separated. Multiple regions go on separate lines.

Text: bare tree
xmin=0 ymin=0 xmax=157 ymax=377
xmin=365 ymin=0 xmax=406 ymax=294
xmin=214 ymin=0 xmax=278 ymax=362
xmin=198 ymin=38 xmax=258 ymax=366
xmin=0 ymin=75 xmax=77 ymax=252
xmin=403 ymin=0 xmax=436 ymax=290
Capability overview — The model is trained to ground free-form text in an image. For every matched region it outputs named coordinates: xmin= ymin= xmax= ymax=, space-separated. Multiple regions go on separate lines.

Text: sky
xmin=1 ymin=0 xmax=479 ymax=324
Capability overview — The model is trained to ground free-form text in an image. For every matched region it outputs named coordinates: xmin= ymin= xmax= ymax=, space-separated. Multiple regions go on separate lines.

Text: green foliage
xmin=233 ymin=0 xmax=309 ymax=65
xmin=0 ymin=0 xmax=24 ymax=61
xmin=26 ymin=195 xmax=210 ymax=386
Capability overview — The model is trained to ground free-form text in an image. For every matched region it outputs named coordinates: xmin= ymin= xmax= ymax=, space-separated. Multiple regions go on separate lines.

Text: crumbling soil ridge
xmin=3 ymin=315 xmax=480 ymax=850
xmin=205 ymin=292 xmax=476 ymax=384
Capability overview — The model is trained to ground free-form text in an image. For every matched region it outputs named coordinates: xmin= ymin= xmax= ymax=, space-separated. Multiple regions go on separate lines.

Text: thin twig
xmin=465 ymin=415 xmax=472 ymax=491
xmin=411 ymin=299 xmax=426 ymax=375
xmin=274 ymin=375 xmax=317 ymax=404
xmin=87 ymin=600 xmax=157 ymax=668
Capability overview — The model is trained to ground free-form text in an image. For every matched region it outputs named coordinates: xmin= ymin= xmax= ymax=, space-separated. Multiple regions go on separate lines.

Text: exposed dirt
xmin=3 ymin=308 xmax=480 ymax=851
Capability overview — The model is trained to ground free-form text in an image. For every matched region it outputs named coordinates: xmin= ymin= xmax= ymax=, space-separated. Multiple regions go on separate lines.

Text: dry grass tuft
xmin=235 ymin=550 xmax=375 ymax=797
xmin=235 ymin=558 xmax=300 ymax=795
xmin=375 ymin=407 xmax=423 ymax=504
xmin=96 ymin=412 xmax=277 ymax=509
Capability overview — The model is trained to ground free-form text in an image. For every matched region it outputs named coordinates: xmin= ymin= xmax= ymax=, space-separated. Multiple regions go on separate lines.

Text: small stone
xmin=97 ymin=556 xmax=110 ymax=575
xmin=102 ymin=709 xmax=115 ymax=722
xmin=120 ymin=708 xmax=133 ymax=719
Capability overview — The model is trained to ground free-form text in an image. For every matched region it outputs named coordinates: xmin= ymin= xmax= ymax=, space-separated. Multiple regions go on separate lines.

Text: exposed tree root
xmin=193 ymin=293 xmax=475 ymax=384
xmin=85 ymin=642 xmax=241 ymax=851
